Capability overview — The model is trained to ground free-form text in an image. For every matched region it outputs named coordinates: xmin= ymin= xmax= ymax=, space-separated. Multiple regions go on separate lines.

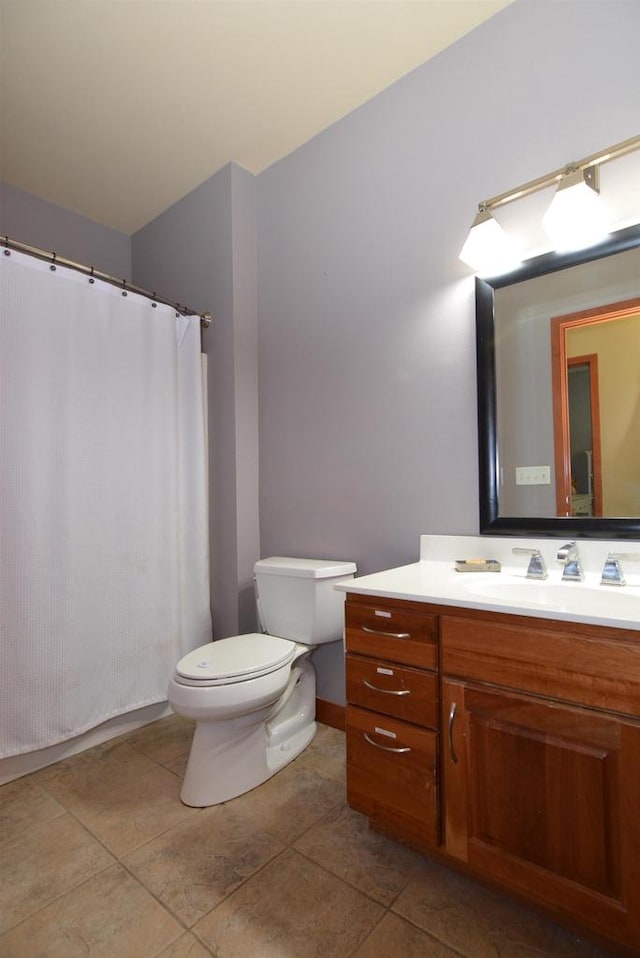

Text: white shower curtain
xmin=0 ymin=249 xmax=212 ymax=758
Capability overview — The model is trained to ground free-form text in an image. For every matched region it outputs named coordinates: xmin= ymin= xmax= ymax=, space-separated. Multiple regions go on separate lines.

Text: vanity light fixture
xmin=459 ymin=132 xmax=640 ymax=276
xmin=541 ymin=165 xmax=608 ymax=251
xmin=458 ymin=206 xmax=522 ymax=276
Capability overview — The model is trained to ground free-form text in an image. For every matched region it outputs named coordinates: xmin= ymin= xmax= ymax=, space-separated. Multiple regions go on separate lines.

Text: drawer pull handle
xmin=448 ymin=702 xmax=458 ymax=764
xmin=363 ymin=679 xmax=410 ymax=696
xmin=363 ymin=732 xmax=411 ymax=754
xmin=362 ymin=626 xmax=410 ymax=639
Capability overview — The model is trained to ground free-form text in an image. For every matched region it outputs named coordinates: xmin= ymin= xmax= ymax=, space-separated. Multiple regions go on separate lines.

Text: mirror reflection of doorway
xmin=567 ymin=356 xmax=601 ymax=516
xmin=551 ymin=296 xmax=640 ymax=518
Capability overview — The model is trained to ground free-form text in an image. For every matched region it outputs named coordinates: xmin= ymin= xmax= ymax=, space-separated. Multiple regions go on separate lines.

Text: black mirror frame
xmin=477 ymin=222 xmax=640 ymax=539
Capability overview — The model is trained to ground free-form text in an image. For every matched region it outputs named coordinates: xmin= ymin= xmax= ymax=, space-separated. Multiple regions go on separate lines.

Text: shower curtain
xmin=0 ymin=249 xmax=212 ymax=758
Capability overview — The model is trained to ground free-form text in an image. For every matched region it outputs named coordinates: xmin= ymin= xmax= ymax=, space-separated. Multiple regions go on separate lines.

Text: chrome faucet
xmin=512 ymin=547 xmax=548 ymax=580
xmin=557 ymin=541 xmax=584 ymax=582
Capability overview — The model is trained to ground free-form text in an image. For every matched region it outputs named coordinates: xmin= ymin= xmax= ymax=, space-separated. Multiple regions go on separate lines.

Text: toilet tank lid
xmin=254 ymin=557 xmax=357 ymax=579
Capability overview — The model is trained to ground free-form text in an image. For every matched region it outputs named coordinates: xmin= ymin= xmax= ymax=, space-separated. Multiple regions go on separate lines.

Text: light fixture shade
xmin=542 ymin=167 xmax=609 ymax=251
xmin=459 ymin=208 xmax=522 ymax=277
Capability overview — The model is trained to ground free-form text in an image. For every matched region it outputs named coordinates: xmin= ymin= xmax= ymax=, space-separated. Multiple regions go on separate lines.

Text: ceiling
xmin=0 ymin=0 xmax=513 ymax=235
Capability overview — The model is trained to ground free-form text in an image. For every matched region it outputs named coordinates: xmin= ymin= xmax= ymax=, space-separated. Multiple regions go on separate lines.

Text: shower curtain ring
xmin=50 ymin=252 xmax=57 ymax=271
xmin=121 ymin=278 xmax=127 ymax=297
xmin=89 ymin=266 xmax=95 ymax=285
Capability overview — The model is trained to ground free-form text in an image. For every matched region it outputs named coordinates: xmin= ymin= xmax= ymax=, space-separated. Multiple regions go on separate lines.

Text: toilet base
xmin=179 ymin=657 xmax=317 ymax=807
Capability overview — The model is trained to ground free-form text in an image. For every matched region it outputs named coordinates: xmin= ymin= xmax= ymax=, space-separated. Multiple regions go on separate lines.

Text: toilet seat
xmin=175 ymin=633 xmax=296 ymax=687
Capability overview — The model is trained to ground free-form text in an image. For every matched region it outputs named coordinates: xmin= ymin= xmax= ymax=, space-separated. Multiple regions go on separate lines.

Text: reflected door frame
xmin=566 ymin=353 xmax=601 ymax=516
xmin=551 ymin=296 xmax=640 ymax=518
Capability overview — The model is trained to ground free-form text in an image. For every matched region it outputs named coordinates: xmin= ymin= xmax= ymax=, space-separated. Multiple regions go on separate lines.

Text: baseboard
xmin=315 ymin=698 xmax=345 ymax=731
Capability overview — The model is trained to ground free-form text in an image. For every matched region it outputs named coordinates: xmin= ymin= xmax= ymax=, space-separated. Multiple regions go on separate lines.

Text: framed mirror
xmin=477 ymin=222 xmax=640 ymax=538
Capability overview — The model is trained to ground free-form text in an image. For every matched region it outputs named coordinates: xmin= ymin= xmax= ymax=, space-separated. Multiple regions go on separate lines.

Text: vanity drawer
xmin=345 ymin=599 xmax=437 ymax=670
xmin=346 ymin=705 xmax=439 ymax=849
xmin=346 ymin=653 xmax=438 ymax=727
xmin=440 ymin=614 xmax=640 ymax=717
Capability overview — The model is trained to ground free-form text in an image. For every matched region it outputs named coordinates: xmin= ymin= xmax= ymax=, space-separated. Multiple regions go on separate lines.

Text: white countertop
xmin=336 ymin=535 xmax=640 ymax=632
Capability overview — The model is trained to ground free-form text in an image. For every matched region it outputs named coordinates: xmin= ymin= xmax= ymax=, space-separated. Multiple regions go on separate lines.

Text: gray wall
xmin=131 ymin=163 xmax=259 ymax=640
xmin=1 ymin=182 xmax=130 ymax=279
xmin=256 ymin=0 xmax=640 ymax=701
xmin=256 ymin=0 xmax=640 ymax=577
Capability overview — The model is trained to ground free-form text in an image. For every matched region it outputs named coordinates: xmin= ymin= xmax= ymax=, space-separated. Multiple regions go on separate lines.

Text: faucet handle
xmin=512 ymin=547 xmax=548 ymax=580
xmin=600 ymin=552 xmax=640 ymax=587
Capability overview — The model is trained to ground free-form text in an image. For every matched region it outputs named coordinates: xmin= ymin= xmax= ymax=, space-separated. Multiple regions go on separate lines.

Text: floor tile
xmin=0 ymin=775 xmax=66 ymax=843
xmin=122 ymin=713 xmax=195 ymax=768
xmin=124 ymin=802 xmax=284 ymax=926
xmin=295 ymin=803 xmax=421 ymax=905
xmin=35 ymin=738 xmax=159 ymax=792
xmin=48 ymin=764 xmax=198 ymax=857
xmin=165 ymin=751 xmax=189 ymax=779
xmin=157 ymin=932 xmax=214 ymax=957
xmin=0 ymin=813 xmax=114 ymax=935
xmin=193 ymin=847 xmax=384 ymax=958
xmin=292 ymin=723 xmax=346 ymax=782
xmin=0 ymin=864 xmax=182 ymax=958
xmin=352 ymin=912 xmax=460 ymax=958
xmin=0 ymin=714 xmax=618 ymax=958
xmin=393 ymin=857 xmax=616 ymax=958
xmin=227 ymin=756 xmax=345 ymax=844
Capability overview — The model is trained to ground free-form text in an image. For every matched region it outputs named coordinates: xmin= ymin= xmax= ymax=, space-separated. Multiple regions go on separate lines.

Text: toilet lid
xmin=176 ymin=633 xmax=296 ymax=683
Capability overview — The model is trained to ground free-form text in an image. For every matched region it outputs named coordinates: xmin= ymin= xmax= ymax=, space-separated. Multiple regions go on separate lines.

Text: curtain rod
xmin=1 ymin=235 xmax=212 ymax=328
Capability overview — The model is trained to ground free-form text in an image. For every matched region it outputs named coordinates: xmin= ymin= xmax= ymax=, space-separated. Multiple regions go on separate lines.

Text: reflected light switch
xmin=515 ymin=465 xmax=551 ymax=485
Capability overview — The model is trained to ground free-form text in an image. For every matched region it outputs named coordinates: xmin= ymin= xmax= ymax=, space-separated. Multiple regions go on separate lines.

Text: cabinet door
xmin=442 ymin=679 xmax=640 ymax=951
xmin=346 ymin=705 xmax=439 ymax=851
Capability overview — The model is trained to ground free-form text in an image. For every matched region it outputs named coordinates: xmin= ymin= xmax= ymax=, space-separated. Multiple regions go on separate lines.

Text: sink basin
xmin=462 ymin=577 xmax=640 ymax=617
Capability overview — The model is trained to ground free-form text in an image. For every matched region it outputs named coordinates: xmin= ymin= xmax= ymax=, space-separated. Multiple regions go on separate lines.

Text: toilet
xmin=168 ymin=556 xmax=356 ymax=806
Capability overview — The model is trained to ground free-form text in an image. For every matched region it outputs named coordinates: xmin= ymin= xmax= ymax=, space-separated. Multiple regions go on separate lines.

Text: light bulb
xmin=542 ymin=168 xmax=609 ymax=252
xmin=459 ymin=209 xmax=522 ymax=277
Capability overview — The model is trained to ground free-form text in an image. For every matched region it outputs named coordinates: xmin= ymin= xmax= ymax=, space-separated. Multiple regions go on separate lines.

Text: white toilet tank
xmin=254 ymin=557 xmax=356 ymax=645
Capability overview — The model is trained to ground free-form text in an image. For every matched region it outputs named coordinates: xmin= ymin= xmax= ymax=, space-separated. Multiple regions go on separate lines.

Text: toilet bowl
xmin=168 ymin=557 xmax=356 ymax=807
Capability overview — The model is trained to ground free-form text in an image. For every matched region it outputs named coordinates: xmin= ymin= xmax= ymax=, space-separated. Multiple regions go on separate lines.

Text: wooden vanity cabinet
xmin=441 ymin=612 xmax=640 ymax=955
xmin=345 ymin=594 xmax=640 ymax=958
xmin=343 ymin=592 xmax=640 ymax=955
xmin=344 ymin=595 xmax=440 ymax=851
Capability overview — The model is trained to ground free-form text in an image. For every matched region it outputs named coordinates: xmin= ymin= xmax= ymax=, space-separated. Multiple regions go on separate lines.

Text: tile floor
xmin=0 ymin=716 xmax=618 ymax=958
